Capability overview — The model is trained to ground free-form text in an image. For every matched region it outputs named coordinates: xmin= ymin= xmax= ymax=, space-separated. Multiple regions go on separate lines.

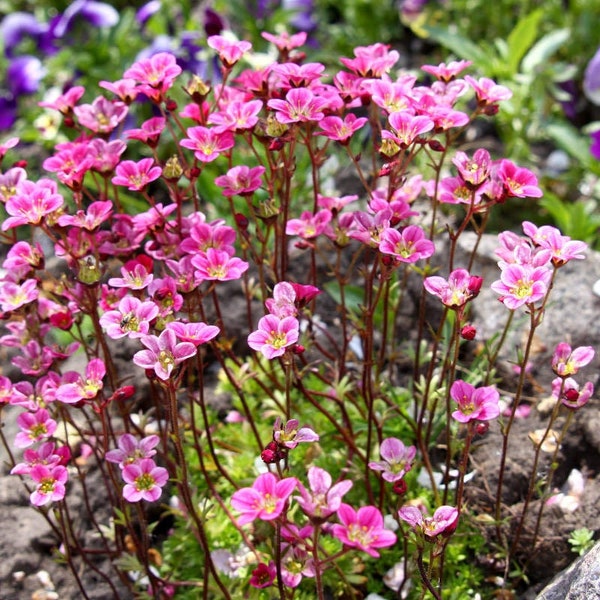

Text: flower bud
xmin=460 ymin=325 xmax=477 ymax=340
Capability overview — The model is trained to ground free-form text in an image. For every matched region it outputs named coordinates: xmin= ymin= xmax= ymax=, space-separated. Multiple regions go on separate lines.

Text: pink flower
xmin=99 ymin=78 xmax=140 ymax=103
xmin=0 ymin=278 xmax=39 ymax=312
xmin=57 ymin=200 xmax=113 ymax=230
xmin=332 ymin=503 xmax=397 ymax=557
xmin=125 ymin=116 xmax=166 ymax=146
xmin=11 ymin=340 xmax=54 ymax=376
xmin=207 ymin=35 xmax=252 ymax=68
xmin=192 ymin=248 xmax=249 ymax=281
xmin=29 ymin=464 xmax=68 ymax=506
xmin=339 ymin=43 xmax=400 ymax=77
xmin=180 ymin=126 xmax=235 ymax=162
xmin=368 ymin=438 xmax=416 ymax=482
xmin=247 ymin=314 xmax=300 ymax=359
xmin=490 ymin=263 xmax=552 ymax=309
xmin=208 ymin=100 xmax=263 ymax=132
xmin=383 ymin=112 xmax=434 ymax=147
xmin=265 ymin=282 xmax=297 ymax=318
xmin=378 ymin=225 xmax=435 ymax=263
xmin=422 ymin=60 xmax=472 ymax=82
xmin=267 ymin=87 xmax=329 ymax=124
xmin=100 ymin=295 xmax=159 ymax=339
xmin=230 ymin=472 xmax=297 ymax=525
xmin=55 ymin=358 xmax=106 ymax=404
xmin=165 ymin=321 xmax=220 ymax=346
xmin=0 ymin=166 xmax=27 ymax=202
xmin=249 ymin=562 xmax=276 ymax=589
xmin=261 ymin=30 xmax=307 ymax=52
xmin=15 ymin=408 xmax=57 ymax=448
xmin=73 ymin=96 xmax=128 ymax=134
xmin=496 ymin=160 xmax=543 ymax=198
xmin=88 ymin=139 xmax=127 ymax=173
xmin=122 ymin=458 xmax=169 ymax=502
xmin=2 ymin=178 xmax=64 ymax=230
xmin=38 ymin=86 xmax=85 ymax=113
xmin=315 ymin=113 xmax=368 ymax=143
xmin=285 ymin=209 xmax=333 ymax=239
xmin=123 ymin=52 xmax=182 ymax=101
xmin=552 ymin=343 xmax=595 ymax=378
xmin=273 ymin=417 xmax=319 ymax=449
xmin=112 ymin=158 xmax=162 ymax=191
xmin=214 ymin=165 xmax=265 ymax=196
xmin=450 ymin=380 xmax=500 ymax=423
xmin=465 ymin=75 xmax=513 ymax=106
xmin=423 ymin=269 xmax=483 ymax=309
xmin=522 ymin=221 xmax=587 ymax=267
xmin=271 ymin=62 xmax=325 ymax=88
xmin=398 ymin=505 xmax=459 ymax=540
xmin=105 ymin=433 xmax=160 ymax=468
xmin=11 ymin=441 xmax=70 ymax=476
xmin=108 ymin=257 xmax=154 ymax=290
xmin=452 ymin=149 xmax=491 ymax=188
xmin=43 ymin=143 xmax=94 ymax=189
xmin=133 ymin=329 xmax=197 ymax=380
xmin=296 ymin=466 xmax=353 ymax=521
xmin=552 ymin=377 xmax=594 ymax=410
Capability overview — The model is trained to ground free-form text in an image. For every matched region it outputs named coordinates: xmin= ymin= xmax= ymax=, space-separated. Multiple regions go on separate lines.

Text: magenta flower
xmin=423 ymin=269 xmax=483 ymax=309
xmin=398 ymin=504 xmax=459 ymax=540
xmin=490 ymin=263 xmax=552 ymax=309
xmin=261 ymin=30 xmax=307 ymax=52
xmin=296 ymin=466 xmax=353 ymax=521
xmin=207 ymin=35 xmax=252 ymax=67
xmin=125 ymin=116 xmax=166 ymax=146
xmin=165 ymin=321 xmax=220 ymax=346
xmin=452 ymin=149 xmax=491 ymax=188
xmin=180 ymin=126 xmax=235 ymax=162
xmin=55 ymin=358 xmax=106 ymax=404
xmin=0 ymin=166 xmax=27 ymax=203
xmin=249 ymin=562 xmax=277 ymax=589
xmin=422 ymin=60 xmax=472 ymax=82
xmin=368 ymin=438 xmax=417 ymax=482
xmin=100 ymin=295 xmax=159 ymax=339
xmin=133 ymin=329 xmax=197 ymax=380
xmin=29 ymin=464 xmax=68 ymax=506
xmin=332 ymin=503 xmax=397 ymax=557
xmin=43 ymin=143 xmax=95 ymax=189
xmin=11 ymin=441 xmax=70 ymax=476
xmin=108 ymin=260 xmax=154 ymax=290
xmin=122 ymin=458 xmax=169 ymax=502
xmin=14 ymin=408 xmax=57 ymax=448
xmin=315 ymin=113 xmax=368 ymax=143
xmin=465 ymin=75 xmax=513 ymax=106
xmin=208 ymin=100 xmax=263 ymax=132
xmin=450 ymin=380 xmax=500 ymax=423
xmin=214 ymin=165 xmax=266 ymax=197
xmin=496 ymin=160 xmax=543 ymax=198
xmin=88 ymin=138 xmax=127 ymax=173
xmin=230 ymin=472 xmax=297 ymax=525
xmin=522 ymin=221 xmax=587 ymax=267
xmin=192 ymin=248 xmax=249 ymax=281
xmin=11 ymin=340 xmax=54 ymax=376
xmin=73 ymin=96 xmax=128 ymax=134
xmin=383 ymin=111 xmax=434 ymax=147
xmin=105 ymin=433 xmax=160 ymax=468
xmin=57 ymin=200 xmax=113 ymax=231
xmin=552 ymin=343 xmax=595 ymax=378
xmin=267 ymin=87 xmax=329 ymax=124
xmin=123 ymin=52 xmax=182 ymax=101
xmin=378 ymin=225 xmax=435 ymax=263
xmin=112 ymin=158 xmax=162 ymax=191
xmin=265 ymin=281 xmax=297 ymax=318
xmin=39 ymin=86 xmax=85 ymax=114
xmin=247 ymin=314 xmax=300 ymax=359
xmin=273 ymin=417 xmax=319 ymax=449
xmin=552 ymin=377 xmax=594 ymax=410
xmin=2 ymin=178 xmax=64 ymax=230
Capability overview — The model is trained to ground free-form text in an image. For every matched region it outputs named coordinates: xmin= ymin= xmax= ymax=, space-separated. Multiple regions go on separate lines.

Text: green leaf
xmin=522 ymin=28 xmax=571 ymax=74
xmin=422 ymin=26 xmax=489 ymax=66
xmin=506 ymin=9 xmax=543 ymax=75
xmin=546 ymin=121 xmax=599 ymax=174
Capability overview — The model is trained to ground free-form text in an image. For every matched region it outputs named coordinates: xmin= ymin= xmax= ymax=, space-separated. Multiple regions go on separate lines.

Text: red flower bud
xmin=428 ymin=139 xmax=445 ymax=152
xmin=111 ymin=385 xmax=136 ymax=401
xmin=460 ymin=325 xmax=477 ymax=340
xmin=234 ymin=213 xmax=249 ymax=230
xmin=392 ymin=479 xmax=407 ymax=495
xmin=165 ymin=99 xmax=178 ymax=112
xmin=49 ymin=311 xmax=74 ymax=330
xmin=475 ymin=422 xmax=489 ymax=435
xmin=564 ymin=389 xmax=580 ymax=403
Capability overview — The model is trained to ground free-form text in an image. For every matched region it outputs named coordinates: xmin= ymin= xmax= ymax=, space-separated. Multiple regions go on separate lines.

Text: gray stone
xmin=536 ymin=541 xmax=600 ymax=599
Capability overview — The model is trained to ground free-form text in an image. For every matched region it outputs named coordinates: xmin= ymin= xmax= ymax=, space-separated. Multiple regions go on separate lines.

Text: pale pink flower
xmin=0 ymin=278 xmax=39 ymax=312
xmin=108 ymin=258 xmax=154 ymax=290
xmin=14 ymin=408 xmax=57 ymax=448
xmin=2 ymin=178 xmax=64 ymax=230
xmin=11 ymin=340 xmax=54 ymax=376
xmin=365 ymin=78 xmax=414 ymax=114
xmin=214 ymin=165 xmax=265 ymax=196
xmin=490 ymin=263 xmax=552 ymax=309
xmin=368 ymin=438 xmax=417 ymax=482
xmin=452 ymin=148 xmax=491 ymax=188
xmin=180 ymin=126 xmax=235 ymax=162
xmin=133 ymin=329 xmax=197 ymax=380
xmin=57 ymin=200 xmax=113 ymax=230
xmin=208 ymin=100 xmax=263 ymax=132
xmin=100 ymin=295 xmax=159 ymax=339
xmin=280 ymin=547 xmax=315 ymax=588
xmin=296 ymin=466 xmax=353 ymax=521
xmin=122 ymin=458 xmax=169 ymax=502
xmin=29 ymin=464 xmax=68 ymax=506
xmin=552 ymin=343 xmax=595 ymax=378
xmin=247 ymin=314 xmax=300 ymax=359
xmin=192 ymin=248 xmax=249 ymax=281
xmin=165 ymin=321 xmax=220 ymax=346
xmin=521 ymin=222 xmax=587 ymax=266
xmin=38 ymin=86 xmax=85 ymax=113
xmin=286 ymin=209 xmax=333 ymax=239
xmin=423 ymin=269 xmax=483 ymax=309
xmin=383 ymin=111 xmax=434 ymax=147
xmin=261 ymin=30 xmax=307 ymax=52
xmin=0 ymin=166 xmax=27 ymax=202
xmin=125 ymin=116 xmax=166 ymax=146
xmin=422 ymin=60 xmax=472 ymax=82
xmin=552 ymin=377 xmax=594 ymax=410
xmin=73 ymin=96 xmax=128 ymax=133
xmin=450 ymin=380 xmax=500 ymax=423
xmin=88 ymin=138 xmax=127 ymax=173
xmin=43 ymin=142 xmax=95 ymax=189
xmin=315 ymin=113 xmax=368 ymax=143
xmin=112 ymin=158 xmax=162 ymax=191
xmin=230 ymin=472 xmax=297 ymax=525
xmin=207 ymin=35 xmax=252 ymax=67
xmin=340 ymin=43 xmax=400 ymax=77
xmin=436 ymin=175 xmax=485 ymax=205
xmin=273 ymin=417 xmax=319 ymax=449
xmin=99 ymin=78 xmax=140 ymax=103
xmin=105 ymin=433 xmax=160 ymax=468
xmin=265 ymin=281 xmax=297 ymax=318
xmin=272 ymin=62 xmax=325 ymax=88
xmin=398 ymin=505 xmax=459 ymax=539
xmin=379 ymin=225 xmax=435 ymax=263
xmin=465 ymin=75 xmax=513 ymax=105
xmin=332 ymin=503 xmax=397 ymax=557
xmin=11 ymin=441 xmax=70 ymax=476
xmin=56 ymin=358 xmax=106 ymax=404
xmin=267 ymin=87 xmax=329 ymax=124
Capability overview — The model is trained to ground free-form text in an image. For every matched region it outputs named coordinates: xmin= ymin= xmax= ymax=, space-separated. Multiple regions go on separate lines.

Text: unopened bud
xmin=475 ymin=421 xmax=489 ymax=435
xmin=392 ymin=479 xmax=407 ymax=495
xmin=163 ymin=155 xmax=183 ymax=181
xmin=461 ymin=325 xmax=477 ymax=340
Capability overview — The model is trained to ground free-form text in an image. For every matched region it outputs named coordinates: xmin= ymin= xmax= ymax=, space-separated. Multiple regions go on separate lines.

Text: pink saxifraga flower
xmin=285 ymin=209 xmax=333 ymax=239
xmin=249 ymin=561 xmax=276 ymax=589
xmin=2 ymin=178 xmax=64 ymax=230
xmin=180 ymin=126 xmax=235 ymax=162
xmin=423 ymin=269 xmax=483 ymax=309
xmin=247 ymin=314 xmax=300 ymax=359
xmin=123 ymin=52 xmax=182 ymax=101
xmin=450 ymin=380 xmax=500 ymax=423
xmin=11 ymin=441 xmax=70 ymax=476
xmin=73 ymin=96 xmax=128 ymax=134
xmin=496 ymin=159 xmax=543 ymax=198
xmin=14 ymin=408 xmax=58 ymax=448
xmin=165 ymin=321 xmax=220 ymax=347
xmin=267 ymin=87 xmax=329 ymax=124
xmin=295 ymin=466 xmax=353 ymax=521
xmin=214 ymin=165 xmax=265 ymax=197
xmin=552 ymin=377 xmax=594 ymax=410
xmin=55 ymin=358 xmax=106 ymax=404
xmin=192 ymin=248 xmax=249 ymax=281
xmin=490 ymin=263 xmax=552 ymax=309
xmin=315 ymin=113 xmax=368 ymax=143
xmin=230 ymin=472 xmax=297 ymax=525
xmin=207 ymin=35 xmax=252 ymax=68
xmin=29 ymin=464 xmax=68 ymax=506
xmin=379 ymin=225 xmax=435 ymax=263
xmin=0 ymin=278 xmax=39 ymax=312
xmin=383 ymin=112 xmax=434 ymax=147
xmin=398 ymin=504 xmax=459 ymax=540
xmin=112 ymin=158 xmax=162 ymax=191
xmin=122 ymin=458 xmax=169 ymax=502
xmin=100 ymin=295 xmax=160 ymax=339
xmin=332 ymin=503 xmax=397 ymax=557
xmin=273 ymin=417 xmax=319 ymax=449
xmin=133 ymin=328 xmax=197 ymax=380
xmin=105 ymin=433 xmax=160 ymax=468
xmin=368 ymin=437 xmax=417 ymax=482
xmin=552 ymin=343 xmax=595 ymax=378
